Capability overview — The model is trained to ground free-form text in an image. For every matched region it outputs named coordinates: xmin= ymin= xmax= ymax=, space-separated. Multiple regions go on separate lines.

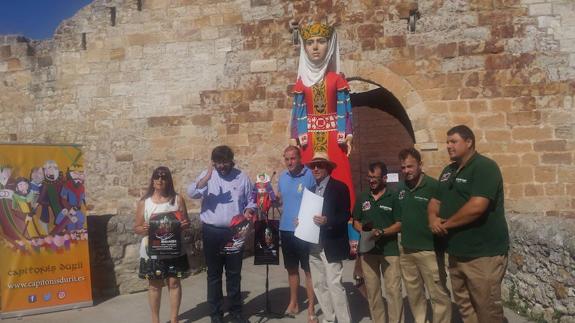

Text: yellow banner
xmin=0 ymin=144 xmax=92 ymax=317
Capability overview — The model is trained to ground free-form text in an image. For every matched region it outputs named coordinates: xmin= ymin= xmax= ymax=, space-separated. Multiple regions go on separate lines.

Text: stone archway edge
xmin=343 ymin=60 xmax=434 ymax=146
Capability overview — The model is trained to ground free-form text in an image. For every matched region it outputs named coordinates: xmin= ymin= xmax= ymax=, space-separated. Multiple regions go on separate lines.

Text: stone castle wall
xmin=1 ymin=0 xmax=574 ymax=320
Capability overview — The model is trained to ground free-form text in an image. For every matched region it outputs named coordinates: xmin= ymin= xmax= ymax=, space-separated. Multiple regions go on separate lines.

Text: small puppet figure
xmin=251 ymin=172 xmax=276 ymax=218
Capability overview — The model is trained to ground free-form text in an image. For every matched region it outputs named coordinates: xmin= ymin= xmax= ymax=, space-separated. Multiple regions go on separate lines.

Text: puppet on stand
xmin=252 ymin=172 xmax=280 ymax=266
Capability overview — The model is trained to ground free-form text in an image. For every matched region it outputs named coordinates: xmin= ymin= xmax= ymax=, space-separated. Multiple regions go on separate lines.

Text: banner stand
xmin=0 ymin=144 xmax=93 ymax=318
xmin=0 ymin=300 xmax=93 ymax=319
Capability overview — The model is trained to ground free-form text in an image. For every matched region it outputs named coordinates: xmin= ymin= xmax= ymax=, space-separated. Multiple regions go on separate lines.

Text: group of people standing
xmin=132 ymin=20 xmax=510 ymax=323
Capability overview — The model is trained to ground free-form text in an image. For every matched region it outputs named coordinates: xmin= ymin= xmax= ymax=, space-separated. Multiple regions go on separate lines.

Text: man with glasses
xmin=352 ymin=161 xmax=402 ymax=323
xmin=397 ymin=148 xmax=451 ymax=323
xmin=187 ymin=145 xmax=256 ymax=323
xmin=305 ymin=152 xmax=351 ymax=323
xmin=428 ymin=125 xmax=509 ymax=323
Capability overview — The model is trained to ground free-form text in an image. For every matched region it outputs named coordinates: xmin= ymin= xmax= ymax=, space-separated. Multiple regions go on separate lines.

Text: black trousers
xmin=202 ymin=223 xmax=244 ymax=317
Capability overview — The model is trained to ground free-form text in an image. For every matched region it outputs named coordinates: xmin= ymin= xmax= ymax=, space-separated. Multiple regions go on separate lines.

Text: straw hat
xmin=305 ymin=152 xmax=337 ymax=170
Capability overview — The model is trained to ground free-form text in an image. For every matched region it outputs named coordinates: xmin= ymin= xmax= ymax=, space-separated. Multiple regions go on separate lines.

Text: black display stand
xmin=254 ymin=206 xmax=285 ymax=322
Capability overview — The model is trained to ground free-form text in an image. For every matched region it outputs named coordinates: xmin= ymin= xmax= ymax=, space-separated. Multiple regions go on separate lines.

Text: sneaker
xmin=230 ymin=313 xmax=250 ymax=323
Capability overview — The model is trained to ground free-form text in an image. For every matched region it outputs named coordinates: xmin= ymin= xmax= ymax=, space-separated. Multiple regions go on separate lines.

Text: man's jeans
xmin=203 ymin=223 xmax=244 ymax=317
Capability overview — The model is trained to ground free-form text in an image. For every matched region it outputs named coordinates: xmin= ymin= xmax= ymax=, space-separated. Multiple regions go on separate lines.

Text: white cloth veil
xmin=297 ymin=31 xmax=340 ymax=87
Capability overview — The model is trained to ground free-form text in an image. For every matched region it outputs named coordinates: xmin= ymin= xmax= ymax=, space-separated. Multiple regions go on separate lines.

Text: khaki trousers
xmin=448 ymin=254 xmax=508 ymax=323
xmin=361 ymin=254 xmax=403 ymax=323
xmin=400 ymin=249 xmax=452 ymax=323
xmin=309 ymin=249 xmax=351 ymax=323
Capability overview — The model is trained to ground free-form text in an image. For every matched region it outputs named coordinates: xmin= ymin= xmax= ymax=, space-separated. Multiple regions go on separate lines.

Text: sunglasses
xmin=310 ymin=163 xmax=327 ymax=170
xmin=152 ymin=173 xmax=168 ymax=180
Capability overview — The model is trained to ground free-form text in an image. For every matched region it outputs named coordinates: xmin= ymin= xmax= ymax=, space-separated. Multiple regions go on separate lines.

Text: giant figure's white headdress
xmin=297 ymin=23 xmax=341 ymax=87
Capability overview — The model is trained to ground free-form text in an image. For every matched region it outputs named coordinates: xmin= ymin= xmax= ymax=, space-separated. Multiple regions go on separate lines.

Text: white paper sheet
xmin=387 ymin=173 xmax=399 ymax=183
xmin=294 ymin=188 xmax=323 ymax=244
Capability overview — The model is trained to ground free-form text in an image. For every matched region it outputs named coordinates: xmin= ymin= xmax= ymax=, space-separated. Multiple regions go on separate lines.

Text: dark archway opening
xmin=349 ymin=84 xmax=415 ymax=195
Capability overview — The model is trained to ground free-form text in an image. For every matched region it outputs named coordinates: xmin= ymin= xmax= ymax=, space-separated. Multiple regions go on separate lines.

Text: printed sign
xmin=253 ymin=219 xmax=280 ymax=265
xmin=0 ymin=144 xmax=92 ymax=318
xmin=148 ymin=211 xmax=182 ymax=256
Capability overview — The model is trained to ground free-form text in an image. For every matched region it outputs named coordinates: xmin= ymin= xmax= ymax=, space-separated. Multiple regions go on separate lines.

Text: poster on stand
xmin=0 ymin=144 xmax=92 ymax=318
xmin=253 ymin=219 xmax=279 ymax=265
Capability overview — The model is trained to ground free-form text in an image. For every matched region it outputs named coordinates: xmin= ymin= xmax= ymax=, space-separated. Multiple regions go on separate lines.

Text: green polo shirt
xmin=352 ymin=188 xmax=400 ymax=256
xmin=435 ymin=153 xmax=509 ymax=258
xmin=397 ymin=174 xmax=438 ymax=251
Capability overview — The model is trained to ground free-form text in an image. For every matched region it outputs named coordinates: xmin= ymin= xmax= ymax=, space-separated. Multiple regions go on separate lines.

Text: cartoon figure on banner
xmin=251 ymin=172 xmax=276 ymax=218
xmin=0 ymin=165 xmax=27 ymax=250
xmin=54 ymin=165 xmax=86 ymax=235
xmin=0 ymin=160 xmax=88 ymax=253
xmin=11 ymin=177 xmax=43 ymax=240
xmin=38 ymin=160 xmax=64 ymax=235
xmin=28 ymin=167 xmax=44 ymax=208
xmin=12 ymin=177 xmax=32 ymax=214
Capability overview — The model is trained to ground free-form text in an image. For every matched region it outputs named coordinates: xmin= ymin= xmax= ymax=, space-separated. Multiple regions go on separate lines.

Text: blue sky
xmin=0 ymin=0 xmax=93 ymax=40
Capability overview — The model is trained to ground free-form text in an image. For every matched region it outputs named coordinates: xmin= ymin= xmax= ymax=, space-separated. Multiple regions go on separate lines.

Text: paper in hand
xmin=294 ymin=188 xmax=323 ymax=244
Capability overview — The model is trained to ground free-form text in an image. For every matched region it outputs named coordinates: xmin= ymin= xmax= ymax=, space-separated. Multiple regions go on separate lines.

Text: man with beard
xmin=428 ymin=125 xmax=509 ymax=323
xmin=54 ymin=165 xmax=86 ymax=234
xmin=187 ymin=145 xmax=256 ymax=323
xmin=397 ymin=148 xmax=451 ymax=323
xmin=352 ymin=161 xmax=402 ymax=323
xmin=38 ymin=160 xmax=63 ymax=235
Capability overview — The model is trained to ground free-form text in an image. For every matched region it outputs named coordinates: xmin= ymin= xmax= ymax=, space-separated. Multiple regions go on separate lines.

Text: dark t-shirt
xmin=353 ymin=188 xmax=400 ymax=256
xmin=398 ymin=174 xmax=438 ymax=251
xmin=435 ymin=153 xmax=509 ymax=257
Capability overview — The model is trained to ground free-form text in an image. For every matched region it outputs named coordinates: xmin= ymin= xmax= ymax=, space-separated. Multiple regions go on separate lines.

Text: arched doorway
xmin=349 ymin=82 xmax=415 ymax=195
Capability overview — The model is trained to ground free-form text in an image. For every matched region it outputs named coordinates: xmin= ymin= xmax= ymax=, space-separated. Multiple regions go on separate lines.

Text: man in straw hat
xmin=304 ymin=152 xmax=351 ymax=323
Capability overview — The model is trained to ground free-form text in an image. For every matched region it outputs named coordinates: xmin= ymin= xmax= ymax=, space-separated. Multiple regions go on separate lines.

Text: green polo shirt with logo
xmin=352 ymin=188 xmax=400 ymax=256
xmin=397 ymin=174 xmax=438 ymax=251
xmin=435 ymin=153 xmax=509 ymax=258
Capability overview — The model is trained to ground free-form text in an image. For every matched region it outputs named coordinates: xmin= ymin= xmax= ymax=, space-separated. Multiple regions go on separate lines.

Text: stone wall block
xmin=529 ymin=3 xmax=553 ymax=16
xmin=534 ymin=140 xmax=567 ymax=152
xmin=507 ymin=111 xmax=542 ymax=126
xmin=250 ymin=59 xmax=277 ymax=73
xmin=534 ymin=166 xmax=557 ymax=183
xmin=502 ymin=166 xmax=534 ymax=184
xmin=0 ymin=45 xmax=11 ymax=59
xmin=478 ymin=113 xmax=506 ymax=128
xmin=541 ymin=152 xmax=573 ymax=165
xmin=147 ymin=115 xmax=188 ymax=127
xmin=512 ymin=126 xmax=553 ymax=140
xmin=485 ymin=129 xmax=512 ymax=142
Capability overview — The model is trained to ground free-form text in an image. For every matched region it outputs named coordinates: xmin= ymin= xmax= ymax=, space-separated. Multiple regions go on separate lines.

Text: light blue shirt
xmin=278 ymin=167 xmax=316 ymax=231
xmin=187 ymin=168 xmax=256 ymax=227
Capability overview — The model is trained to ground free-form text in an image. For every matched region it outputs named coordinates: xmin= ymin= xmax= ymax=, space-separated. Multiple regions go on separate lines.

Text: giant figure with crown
xmin=290 ymin=21 xmax=356 ymax=208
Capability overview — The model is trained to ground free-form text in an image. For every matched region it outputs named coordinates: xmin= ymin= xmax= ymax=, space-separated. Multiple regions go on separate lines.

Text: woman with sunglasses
xmin=134 ymin=166 xmax=191 ymax=323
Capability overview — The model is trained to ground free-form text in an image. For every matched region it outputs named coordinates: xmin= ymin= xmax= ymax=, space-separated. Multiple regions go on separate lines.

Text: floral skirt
xmin=138 ymin=254 xmax=190 ymax=280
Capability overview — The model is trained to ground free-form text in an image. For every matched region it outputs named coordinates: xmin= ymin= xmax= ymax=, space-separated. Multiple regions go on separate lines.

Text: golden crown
xmin=300 ymin=23 xmax=334 ymax=41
